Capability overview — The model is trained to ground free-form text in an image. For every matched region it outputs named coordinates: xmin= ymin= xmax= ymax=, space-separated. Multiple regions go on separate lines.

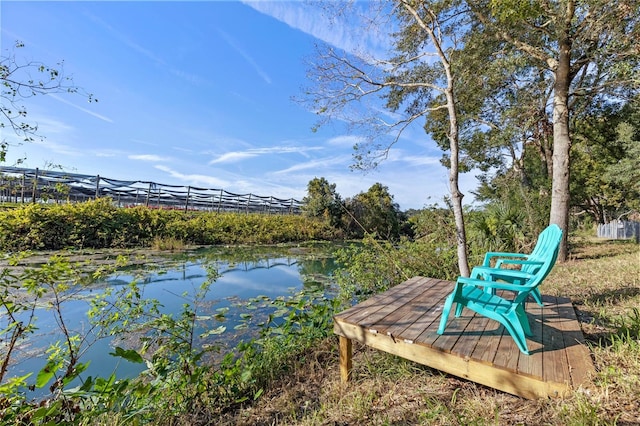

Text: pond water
xmin=6 ymin=244 xmax=340 ymax=399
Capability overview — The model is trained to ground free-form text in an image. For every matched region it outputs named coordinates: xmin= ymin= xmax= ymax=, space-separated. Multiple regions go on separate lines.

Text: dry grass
xmin=211 ymin=238 xmax=640 ymax=426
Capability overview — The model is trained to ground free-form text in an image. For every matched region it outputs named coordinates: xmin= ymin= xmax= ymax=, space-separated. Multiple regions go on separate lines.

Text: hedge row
xmin=0 ymin=198 xmax=338 ymax=250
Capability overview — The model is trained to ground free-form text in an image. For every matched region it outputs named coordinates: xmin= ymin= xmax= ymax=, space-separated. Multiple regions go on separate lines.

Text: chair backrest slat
xmin=512 ymin=224 xmax=562 ymax=305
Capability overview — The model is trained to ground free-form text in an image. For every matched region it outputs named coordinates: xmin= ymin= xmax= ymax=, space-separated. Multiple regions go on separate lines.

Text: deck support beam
xmin=339 ymin=335 xmax=352 ymax=383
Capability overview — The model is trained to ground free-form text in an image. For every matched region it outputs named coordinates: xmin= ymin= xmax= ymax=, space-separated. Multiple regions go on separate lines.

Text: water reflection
xmin=7 ymin=243 xmax=339 ymax=398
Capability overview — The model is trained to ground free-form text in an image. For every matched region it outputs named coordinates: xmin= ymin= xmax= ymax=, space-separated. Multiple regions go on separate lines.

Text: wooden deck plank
xmin=333 ymin=276 xmax=594 ymax=400
xmin=355 ymin=278 xmax=433 ymax=331
xmin=551 ymin=297 xmax=595 ymax=389
xmin=517 ymin=299 xmax=544 ymax=379
xmin=470 ymin=316 xmax=504 ymax=365
xmin=336 ymin=277 xmax=422 ymax=326
xmin=375 ymin=278 xmax=446 ymax=338
xmin=452 ymin=311 xmax=491 ymax=358
xmin=335 ymin=276 xmax=423 ymax=322
xmin=541 ymin=295 xmax=571 ymax=386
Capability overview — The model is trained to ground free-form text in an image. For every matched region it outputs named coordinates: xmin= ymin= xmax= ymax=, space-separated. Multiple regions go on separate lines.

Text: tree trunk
xmin=549 ymin=20 xmax=573 ymax=262
xmin=400 ymin=0 xmax=470 ymax=276
xmin=446 ymin=83 xmax=470 ymax=277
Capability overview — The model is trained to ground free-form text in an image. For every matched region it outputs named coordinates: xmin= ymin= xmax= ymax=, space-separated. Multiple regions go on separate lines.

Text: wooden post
xmin=145 ymin=183 xmax=152 ymax=207
xmin=185 ymin=186 xmax=191 ymax=212
xmin=95 ymin=175 xmax=100 ymax=199
xmin=21 ymin=171 xmax=25 ymax=204
xmin=32 ymin=168 xmax=39 ymax=203
xmin=339 ymin=336 xmax=352 ymax=383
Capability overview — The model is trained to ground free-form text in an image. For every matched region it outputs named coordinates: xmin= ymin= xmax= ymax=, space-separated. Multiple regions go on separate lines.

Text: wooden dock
xmin=333 ymin=276 xmax=595 ymax=399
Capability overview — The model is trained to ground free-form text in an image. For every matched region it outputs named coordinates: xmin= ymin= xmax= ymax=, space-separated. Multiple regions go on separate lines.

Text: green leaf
xmin=109 ymin=346 xmax=144 ymax=364
xmin=200 ymin=325 xmax=226 ymax=337
xmin=36 ymin=359 xmax=60 ymax=388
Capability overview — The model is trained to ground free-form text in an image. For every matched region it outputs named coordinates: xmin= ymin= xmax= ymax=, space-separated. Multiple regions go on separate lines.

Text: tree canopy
xmin=306 ymin=0 xmax=640 ymax=262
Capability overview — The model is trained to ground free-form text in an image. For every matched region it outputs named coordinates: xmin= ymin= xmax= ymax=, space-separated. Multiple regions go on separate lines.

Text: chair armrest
xmin=470 ymin=266 xmax=533 ymax=281
xmin=495 ymin=259 xmax=544 ymax=268
xmin=458 ymin=276 xmax=533 ymax=292
xmin=482 ymin=251 xmax=529 ymax=267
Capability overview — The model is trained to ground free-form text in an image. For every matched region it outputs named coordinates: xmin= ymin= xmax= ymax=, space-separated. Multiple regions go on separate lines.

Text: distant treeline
xmin=0 ymin=198 xmax=337 ymax=250
xmin=0 ymin=166 xmax=302 ymax=214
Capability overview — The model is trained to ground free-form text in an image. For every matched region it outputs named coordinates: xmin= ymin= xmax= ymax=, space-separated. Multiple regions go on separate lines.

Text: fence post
xmin=145 ymin=183 xmax=152 ymax=207
xmin=217 ymin=189 xmax=223 ymax=213
xmin=31 ymin=168 xmax=39 ymax=203
xmin=95 ymin=175 xmax=100 ymax=199
xmin=21 ymin=171 xmax=25 ymax=203
xmin=185 ymin=186 xmax=191 ymax=212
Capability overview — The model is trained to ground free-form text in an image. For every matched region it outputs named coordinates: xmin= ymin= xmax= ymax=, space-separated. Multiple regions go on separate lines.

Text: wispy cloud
xmin=85 ymin=11 xmax=165 ymax=66
xmin=50 ymin=94 xmax=114 ymax=123
xmin=242 ymin=1 xmax=392 ymax=59
xmin=169 ymin=68 xmax=212 ymax=87
xmin=129 ymin=154 xmax=171 ymax=162
xmin=155 ymin=165 xmax=230 ymax=188
xmin=273 ymin=155 xmax=351 ymax=175
xmin=217 ymin=28 xmax=272 ymax=84
xmin=208 ymin=146 xmax=322 ymax=165
xmin=402 ymin=154 xmax=442 ymax=167
xmin=209 ymin=152 xmax=258 ymax=164
xmin=327 ymin=135 xmax=365 ymax=147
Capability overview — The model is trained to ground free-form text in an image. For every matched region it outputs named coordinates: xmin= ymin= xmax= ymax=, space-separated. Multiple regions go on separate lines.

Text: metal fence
xmin=597 ymin=220 xmax=640 ymax=243
xmin=0 ymin=166 xmax=303 ymax=214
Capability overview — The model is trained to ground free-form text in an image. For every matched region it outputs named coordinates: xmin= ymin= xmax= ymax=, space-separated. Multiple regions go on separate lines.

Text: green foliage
xmin=334 ymin=235 xmax=458 ymax=304
xmin=0 ymin=253 xmax=152 ymax=424
xmin=343 ymin=182 xmax=404 ymax=240
xmin=571 ymin=97 xmax=640 ymax=223
xmin=0 ymin=198 xmax=337 ymax=250
xmin=0 ymin=242 xmax=344 ymax=423
xmin=301 ymin=177 xmax=344 ymax=228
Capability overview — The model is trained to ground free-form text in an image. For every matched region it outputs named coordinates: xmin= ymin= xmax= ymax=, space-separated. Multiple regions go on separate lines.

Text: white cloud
xmin=154 ymin=165 xmax=230 ymax=188
xmin=85 ymin=11 xmax=165 ymax=66
xmin=128 ymin=154 xmax=171 ymax=162
xmin=217 ymin=28 xmax=272 ymax=84
xmin=273 ymin=155 xmax=351 ymax=175
xmin=208 ymin=146 xmax=323 ymax=165
xmin=402 ymin=155 xmax=442 ymax=167
xmin=327 ymin=135 xmax=364 ymax=147
xmin=209 ymin=151 xmax=258 ymax=165
xmin=50 ymin=94 xmax=114 ymax=123
xmin=242 ymin=1 xmax=392 ymax=59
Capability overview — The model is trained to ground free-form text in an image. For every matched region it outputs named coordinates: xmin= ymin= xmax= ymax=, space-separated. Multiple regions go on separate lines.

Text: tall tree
xmin=301 ymin=177 xmax=344 ymax=227
xmin=468 ymin=0 xmax=640 ymax=260
xmin=1 ymin=41 xmax=96 ymax=162
xmin=345 ymin=182 xmax=403 ymax=240
xmin=307 ymin=1 xmax=473 ymax=275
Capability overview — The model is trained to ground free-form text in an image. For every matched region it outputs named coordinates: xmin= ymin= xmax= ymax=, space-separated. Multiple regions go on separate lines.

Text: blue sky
xmin=1 ymin=1 xmax=478 ymax=210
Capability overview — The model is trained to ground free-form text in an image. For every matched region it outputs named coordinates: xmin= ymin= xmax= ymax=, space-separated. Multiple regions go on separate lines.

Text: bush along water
xmin=0 ymin=198 xmax=338 ymax=250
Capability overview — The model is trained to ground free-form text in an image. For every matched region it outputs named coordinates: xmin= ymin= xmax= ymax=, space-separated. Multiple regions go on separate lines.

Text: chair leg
xmin=454 ymin=302 xmax=464 ymax=317
xmin=502 ymin=313 xmax=530 ymax=355
xmin=515 ymin=304 xmax=532 ymax=336
xmin=437 ymin=294 xmax=455 ymax=334
xmin=531 ymin=288 xmax=543 ymax=306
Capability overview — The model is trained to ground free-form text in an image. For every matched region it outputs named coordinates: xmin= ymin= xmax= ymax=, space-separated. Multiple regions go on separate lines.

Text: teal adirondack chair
xmin=437 ymin=225 xmax=562 ymax=355
xmin=469 ymin=224 xmax=563 ymax=306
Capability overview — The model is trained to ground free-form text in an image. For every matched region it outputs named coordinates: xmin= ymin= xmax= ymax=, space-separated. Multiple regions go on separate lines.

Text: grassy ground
xmin=217 ymin=238 xmax=640 ymax=426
